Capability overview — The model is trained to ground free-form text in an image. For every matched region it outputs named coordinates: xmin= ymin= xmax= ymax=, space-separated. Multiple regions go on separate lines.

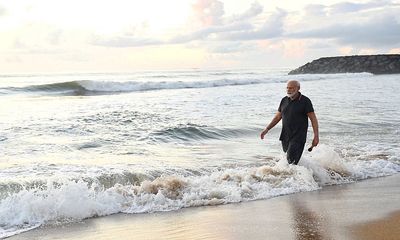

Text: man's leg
xmin=286 ymin=141 xmax=305 ymax=165
xmin=282 ymin=141 xmax=289 ymax=153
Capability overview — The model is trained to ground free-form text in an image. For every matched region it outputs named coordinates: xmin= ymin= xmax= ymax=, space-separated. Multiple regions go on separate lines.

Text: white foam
xmin=301 ymin=144 xmax=400 ymax=183
xmin=75 ymin=72 xmax=373 ymax=93
xmin=0 ymin=164 xmax=321 ymax=237
xmin=77 ymin=79 xmax=270 ymax=92
xmin=0 ymin=148 xmax=398 ymax=238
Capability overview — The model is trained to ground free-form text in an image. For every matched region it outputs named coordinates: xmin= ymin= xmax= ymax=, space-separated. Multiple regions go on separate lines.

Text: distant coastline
xmin=288 ymin=54 xmax=400 ymax=75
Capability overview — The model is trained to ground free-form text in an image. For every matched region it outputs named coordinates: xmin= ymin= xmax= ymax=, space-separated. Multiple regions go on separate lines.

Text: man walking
xmin=260 ymin=80 xmax=319 ymax=165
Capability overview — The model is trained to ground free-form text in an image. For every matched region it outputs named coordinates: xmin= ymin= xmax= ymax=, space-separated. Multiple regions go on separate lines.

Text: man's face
xmin=286 ymin=82 xmax=299 ymax=98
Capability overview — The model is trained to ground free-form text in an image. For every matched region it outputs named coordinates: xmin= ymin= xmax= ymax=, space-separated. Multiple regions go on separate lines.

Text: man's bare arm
xmin=260 ymin=112 xmax=282 ymax=139
xmin=307 ymin=112 xmax=319 ymax=146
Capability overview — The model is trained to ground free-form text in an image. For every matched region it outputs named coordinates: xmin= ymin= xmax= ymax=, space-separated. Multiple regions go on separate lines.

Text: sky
xmin=0 ymin=0 xmax=399 ymax=73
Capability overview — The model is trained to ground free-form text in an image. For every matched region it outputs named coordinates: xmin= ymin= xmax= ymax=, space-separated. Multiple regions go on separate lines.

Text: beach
xmin=1 ymin=70 xmax=400 ymax=238
xmin=9 ymin=173 xmax=400 ymax=240
xmin=1 ymin=0 xmax=400 ymax=238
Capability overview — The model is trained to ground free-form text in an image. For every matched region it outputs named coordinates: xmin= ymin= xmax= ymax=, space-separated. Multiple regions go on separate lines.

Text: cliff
xmin=288 ymin=54 xmax=400 ymax=75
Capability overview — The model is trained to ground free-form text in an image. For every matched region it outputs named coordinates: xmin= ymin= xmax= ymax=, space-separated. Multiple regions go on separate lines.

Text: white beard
xmin=287 ymin=92 xmax=297 ymax=98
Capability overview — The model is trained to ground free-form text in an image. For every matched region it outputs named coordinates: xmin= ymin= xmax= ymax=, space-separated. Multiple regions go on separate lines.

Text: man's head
xmin=286 ymin=80 xmax=300 ymax=98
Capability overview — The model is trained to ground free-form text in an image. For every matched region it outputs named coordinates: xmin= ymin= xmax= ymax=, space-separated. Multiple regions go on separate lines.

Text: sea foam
xmin=0 ymin=145 xmax=399 ymax=238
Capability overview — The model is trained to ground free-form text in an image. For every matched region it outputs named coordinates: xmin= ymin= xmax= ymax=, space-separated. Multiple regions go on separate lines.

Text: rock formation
xmin=288 ymin=54 xmax=400 ymax=75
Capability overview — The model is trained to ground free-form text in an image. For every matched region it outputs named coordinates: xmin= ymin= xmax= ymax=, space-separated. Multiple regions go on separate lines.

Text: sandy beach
xmin=1 ymin=0 xmax=400 ymax=239
xmin=353 ymin=211 xmax=400 ymax=240
xmin=8 ymin=173 xmax=399 ymax=240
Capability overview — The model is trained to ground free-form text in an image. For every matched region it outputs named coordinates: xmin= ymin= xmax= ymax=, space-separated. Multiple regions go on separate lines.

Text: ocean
xmin=0 ymin=69 xmax=399 ymax=238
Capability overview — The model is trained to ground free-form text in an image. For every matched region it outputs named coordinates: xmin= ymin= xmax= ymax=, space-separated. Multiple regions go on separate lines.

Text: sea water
xmin=0 ymin=69 xmax=399 ymax=238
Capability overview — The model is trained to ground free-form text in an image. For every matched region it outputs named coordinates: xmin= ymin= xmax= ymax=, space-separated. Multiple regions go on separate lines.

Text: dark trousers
xmin=282 ymin=141 xmax=305 ymax=165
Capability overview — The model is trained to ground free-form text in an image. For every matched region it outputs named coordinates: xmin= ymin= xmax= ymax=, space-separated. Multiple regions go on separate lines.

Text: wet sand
xmin=352 ymin=211 xmax=400 ymax=240
xmin=9 ymin=174 xmax=400 ymax=240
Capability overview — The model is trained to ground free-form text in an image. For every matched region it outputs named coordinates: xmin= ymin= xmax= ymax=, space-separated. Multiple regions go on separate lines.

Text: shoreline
xmin=8 ymin=173 xmax=400 ymax=240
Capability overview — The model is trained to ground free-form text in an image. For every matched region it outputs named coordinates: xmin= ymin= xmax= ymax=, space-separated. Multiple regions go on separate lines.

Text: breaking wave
xmin=1 ymin=72 xmax=373 ymax=96
xmin=5 ymin=79 xmax=270 ymax=96
xmin=0 ymin=145 xmax=399 ymax=238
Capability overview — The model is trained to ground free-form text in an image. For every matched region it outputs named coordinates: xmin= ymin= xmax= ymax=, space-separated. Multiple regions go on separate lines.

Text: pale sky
xmin=0 ymin=0 xmax=399 ymax=73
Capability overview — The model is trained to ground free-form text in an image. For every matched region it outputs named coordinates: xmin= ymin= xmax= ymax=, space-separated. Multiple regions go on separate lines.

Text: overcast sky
xmin=0 ymin=0 xmax=399 ymax=73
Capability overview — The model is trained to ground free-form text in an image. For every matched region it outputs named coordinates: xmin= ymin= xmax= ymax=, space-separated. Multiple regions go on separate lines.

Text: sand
xmin=8 ymin=174 xmax=400 ymax=240
xmin=352 ymin=211 xmax=400 ymax=240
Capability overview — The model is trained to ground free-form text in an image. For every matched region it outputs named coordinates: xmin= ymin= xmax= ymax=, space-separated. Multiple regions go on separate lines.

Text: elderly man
xmin=260 ymin=80 xmax=319 ymax=165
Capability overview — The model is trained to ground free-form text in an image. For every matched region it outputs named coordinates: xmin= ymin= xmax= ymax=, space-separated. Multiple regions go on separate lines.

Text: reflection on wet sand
xmin=290 ymin=197 xmax=326 ymax=240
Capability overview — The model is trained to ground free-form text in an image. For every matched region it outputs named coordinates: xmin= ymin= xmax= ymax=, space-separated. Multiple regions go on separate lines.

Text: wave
xmin=1 ymin=72 xmax=373 ymax=96
xmin=6 ymin=81 xmax=88 ymax=96
xmin=145 ymin=124 xmax=258 ymax=143
xmin=4 ymin=79 xmax=271 ymax=96
xmin=0 ymin=145 xmax=399 ymax=238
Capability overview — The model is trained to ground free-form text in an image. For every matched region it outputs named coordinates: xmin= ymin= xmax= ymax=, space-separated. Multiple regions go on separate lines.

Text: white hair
xmin=287 ymin=80 xmax=300 ymax=88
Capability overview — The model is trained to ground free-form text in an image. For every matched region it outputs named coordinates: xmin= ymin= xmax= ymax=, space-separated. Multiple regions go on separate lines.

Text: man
xmin=260 ymin=80 xmax=319 ymax=165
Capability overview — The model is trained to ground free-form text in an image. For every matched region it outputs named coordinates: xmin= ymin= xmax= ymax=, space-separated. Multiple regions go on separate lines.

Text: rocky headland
xmin=288 ymin=54 xmax=400 ymax=75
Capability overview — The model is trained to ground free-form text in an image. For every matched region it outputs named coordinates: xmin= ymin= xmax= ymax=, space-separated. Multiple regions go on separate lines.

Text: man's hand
xmin=261 ymin=112 xmax=282 ymax=140
xmin=260 ymin=128 xmax=269 ymax=140
xmin=312 ymin=135 xmax=319 ymax=147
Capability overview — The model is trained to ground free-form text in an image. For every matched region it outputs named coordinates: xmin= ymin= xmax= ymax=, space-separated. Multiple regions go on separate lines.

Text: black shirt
xmin=278 ymin=92 xmax=314 ymax=143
